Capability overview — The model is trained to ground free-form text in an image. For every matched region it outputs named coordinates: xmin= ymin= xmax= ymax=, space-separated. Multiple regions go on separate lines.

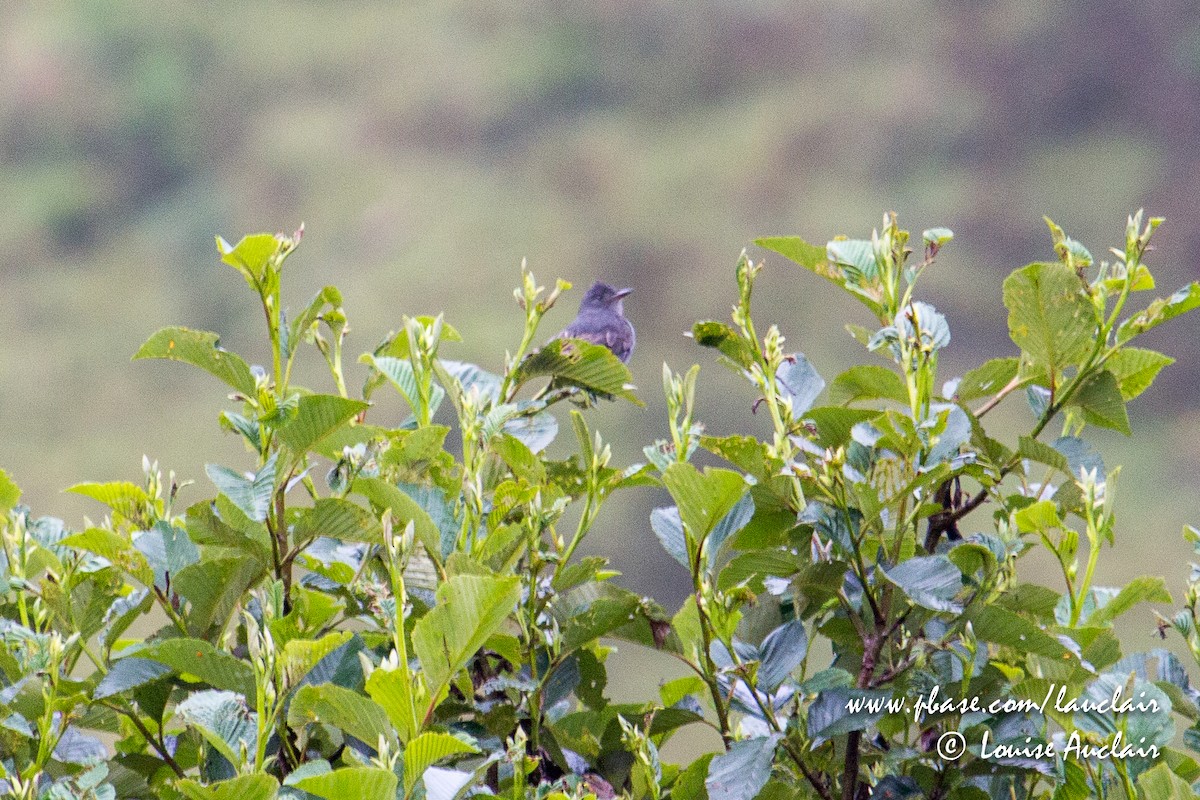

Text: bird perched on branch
xmin=554 ymin=281 xmax=635 ymax=363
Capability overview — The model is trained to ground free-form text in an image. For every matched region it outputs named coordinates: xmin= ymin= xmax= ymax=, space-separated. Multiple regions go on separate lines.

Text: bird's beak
xmin=615 ymin=288 xmax=633 ymax=299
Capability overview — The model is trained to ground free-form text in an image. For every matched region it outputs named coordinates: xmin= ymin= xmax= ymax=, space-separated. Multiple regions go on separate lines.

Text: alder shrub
xmin=2 ymin=213 xmax=1200 ymax=800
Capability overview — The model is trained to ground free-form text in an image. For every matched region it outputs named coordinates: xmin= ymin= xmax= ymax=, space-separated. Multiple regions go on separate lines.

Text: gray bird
xmin=555 ymin=281 xmax=635 ymax=363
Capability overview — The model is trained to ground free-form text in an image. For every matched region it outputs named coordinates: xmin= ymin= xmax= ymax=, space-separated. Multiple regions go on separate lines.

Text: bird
xmin=554 ymin=281 xmax=635 ymax=363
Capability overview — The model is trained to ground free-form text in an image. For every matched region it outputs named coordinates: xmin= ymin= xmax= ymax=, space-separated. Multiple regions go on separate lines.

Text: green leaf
xmin=185 ymin=499 xmax=272 ymax=564
xmin=691 ymin=321 xmax=757 ymax=370
xmin=94 ymin=657 xmax=172 ymax=699
xmin=294 ymin=499 xmax=384 ymax=546
xmin=1105 ymin=347 xmax=1174 ymax=401
xmin=352 ymin=477 xmax=442 ymax=561
xmin=802 ymin=407 xmax=879 ymax=448
xmin=1069 ymin=369 xmax=1130 ymax=434
xmin=1003 ymin=262 xmax=1096 ymax=378
xmin=967 ymin=605 xmax=1070 ymax=660
xmin=174 ymin=689 xmax=256 ymax=766
xmin=403 ymin=732 xmax=479 ymax=797
xmin=1136 ymin=762 xmax=1194 ymax=800
xmin=288 ymin=683 xmax=395 ymax=749
xmin=363 ymin=354 xmax=430 ymax=415
xmin=1017 ymin=436 xmax=1070 ymax=474
xmin=173 ymin=555 xmax=268 ymax=639
xmin=60 ymin=527 xmax=153 ymax=584
xmin=67 ymin=481 xmax=151 ymax=518
xmin=662 ymin=463 xmax=748 ymax=542
xmin=133 ymin=327 xmax=257 ymax=397
xmin=755 ymin=235 xmax=827 ymax=270
xmin=827 ymin=365 xmax=907 ymax=406
xmin=511 ymin=338 xmax=640 ymax=403
xmin=955 ymin=357 xmax=1021 ymax=403
xmin=1119 ymin=282 xmax=1200 ymax=343
xmin=1086 ymin=576 xmax=1171 ymax=626
xmin=206 ymin=454 xmax=276 ymax=523
xmin=412 ymin=574 xmax=522 ymax=710
xmin=176 ymin=774 xmax=279 ymax=800
xmin=365 ymin=665 xmax=423 ymax=745
xmin=217 ymin=232 xmax=281 ymax=284
xmin=1014 ymin=501 xmax=1064 ymax=533
xmin=705 ymin=734 xmax=780 ymax=800
xmin=0 ymin=469 xmax=20 ymax=514
xmin=882 ymin=556 xmax=964 ymax=613
xmin=277 ymin=394 xmax=369 ymax=456
xmin=287 ymin=285 xmax=343 ymax=361
xmin=292 ymin=767 xmax=398 ymax=800
xmin=135 ymin=638 xmax=256 ymax=701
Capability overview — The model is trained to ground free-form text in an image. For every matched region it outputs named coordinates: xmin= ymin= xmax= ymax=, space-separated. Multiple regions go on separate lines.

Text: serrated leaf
xmin=293 ymin=767 xmax=398 ymax=800
xmin=1017 ymin=436 xmax=1070 ymax=474
xmin=956 ymin=357 xmax=1021 ymax=403
xmin=438 ymin=360 xmax=502 ymax=403
xmin=277 ymin=394 xmax=369 ymax=456
xmin=412 ymin=574 xmax=521 ymax=710
xmin=1069 ymin=369 xmax=1130 ymax=434
xmin=403 ymin=732 xmax=479 ymax=797
xmin=758 ymin=620 xmax=807 ymax=692
xmin=135 ymin=639 xmax=256 ymax=701
xmin=775 ymin=354 xmax=824 ymax=418
xmin=1087 ymin=576 xmax=1172 ymax=626
xmin=691 ymin=321 xmax=757 ymax=370
xmin=1014 ymin=500 xmax=1064 ymax=533
xmin=217 ymin=232 xmax=281 ymax=284
xmin=511 ymin=338 xmax=640 ymax=403
xmin=1119 ymin=282 xmax=1200 ymax=343
xmin=206 ymin=454 xmax=276 ymax=523
xmin=0 ymin=469 xmax=19 ymax=513
xmin=1003 ymin=262 xmax=1096 ymax=378
xmin=134 ymin=521 xmax=200 ymax=590
xmin=174 ymin=689 xmax=256 ymax=766
xmin=133 ymin=327 xmax=257 ymax=396
xmin=501 ymin=411 xmax=558 ymax=453
xmin=60 ymin=528 xmax=153 ymax=584
xmin=828 ymin=365 xmax=907 ymax=406
xmin=94 ymin=657 xmax=172 ymax=699
xmin=173 ymin=555 xmax=267 ymax=639
xmin=755 ymin=235 xmax=827 ymax=270
xmin=295 ymin=499 xmax=383 ymax=546
xmin=1105 ymin=347 xmax=1174 ymax=402
xmin=365 ymin=665 xmax=423 ymax=745
xmin=288 ymin=683 xmax=395 ymax=750
xmin=650 ymin=507 xmax=688 ymax=568
xmin=705 ymin=734 xmax=780 ymax=800
xmin=882 ymin=555 xmax=964 ymax=613
xmin=176 ymin=774 xmax=279 ymax=800
xmin=967 ymin=605 xmax=1070 ymax=660
xmin=803 ymin=407 xmax=879 ymax=448
xmin=1135 ymin=762 xmax=1194 ymax=800
xmin=352 ymin=477 xmax=442 ymax=561
xmin=662 ymin=463 xmax=748 ymax=543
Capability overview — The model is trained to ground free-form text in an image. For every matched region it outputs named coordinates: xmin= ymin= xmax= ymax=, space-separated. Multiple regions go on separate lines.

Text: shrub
xmin=1 ymin=213 xmax=1198 ymax=799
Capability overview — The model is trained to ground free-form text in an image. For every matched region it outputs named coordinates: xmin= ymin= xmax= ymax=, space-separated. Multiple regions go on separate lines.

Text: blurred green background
xmin=3 ymin=1 xmax=1200 ymax=631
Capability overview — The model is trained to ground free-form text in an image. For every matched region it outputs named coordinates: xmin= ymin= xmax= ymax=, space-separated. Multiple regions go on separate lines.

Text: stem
xmin=974 ymin=374 xmax=1023 ymax=418
xmin=102 ymin=702 xmax=185 ymax=778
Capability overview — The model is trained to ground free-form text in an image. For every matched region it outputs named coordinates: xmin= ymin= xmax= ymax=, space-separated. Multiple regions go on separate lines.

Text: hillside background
xmin=3 ymin=2 xmax=1200 ymax=625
